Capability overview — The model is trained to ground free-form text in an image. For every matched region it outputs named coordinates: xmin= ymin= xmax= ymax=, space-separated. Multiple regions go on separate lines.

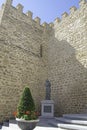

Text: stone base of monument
xmin=41 ymin=100 xmax=54 ymax=118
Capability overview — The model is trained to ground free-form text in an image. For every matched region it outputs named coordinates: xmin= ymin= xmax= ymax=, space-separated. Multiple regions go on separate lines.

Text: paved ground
xmin=0 ymin=117 xmax=66 ymax=130
xmin=1 ymin=115 xmax=87 ymax=130
xmin=34 ymin=126 xmax=63 ymax=130
xmin=34 ymin=117 xmax=58 ymax=130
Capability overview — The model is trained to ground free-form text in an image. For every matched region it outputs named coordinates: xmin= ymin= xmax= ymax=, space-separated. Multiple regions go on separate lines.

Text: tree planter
xmin=16 ymin=118 xmax=39 ymax=130
xmin=14 ymin=87 xmax=39 ymax=130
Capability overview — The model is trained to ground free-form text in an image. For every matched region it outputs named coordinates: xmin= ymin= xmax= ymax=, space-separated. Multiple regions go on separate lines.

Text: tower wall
xmin=0 ymin=0 xmax=87 ymax=121
xmin=0 ymin=0 xmax=51 ymax=121
xmin=48 ymin=0 xmax=87 ymax=115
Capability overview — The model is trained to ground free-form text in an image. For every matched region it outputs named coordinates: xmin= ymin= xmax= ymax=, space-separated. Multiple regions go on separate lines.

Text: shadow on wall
xmin=48 ymin=37 xmax=87 ymax=116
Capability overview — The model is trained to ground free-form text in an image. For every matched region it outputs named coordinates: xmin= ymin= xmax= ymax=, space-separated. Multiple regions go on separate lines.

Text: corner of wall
xmin=53 ymin=0 xmax=87 ymax=27
xmin=0 ymin=0 xmax=13 ymax=25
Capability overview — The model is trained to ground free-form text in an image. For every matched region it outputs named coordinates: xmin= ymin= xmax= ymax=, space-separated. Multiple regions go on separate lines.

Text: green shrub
xmin=16 ymin=87 xmax=39 ymax=120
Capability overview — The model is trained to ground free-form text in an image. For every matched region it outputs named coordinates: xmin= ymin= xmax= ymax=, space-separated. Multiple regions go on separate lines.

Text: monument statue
xmin=41 ymin=79 xmax=54 ymax=118
xmin=45 ymin=79 xmax=51 ymax=100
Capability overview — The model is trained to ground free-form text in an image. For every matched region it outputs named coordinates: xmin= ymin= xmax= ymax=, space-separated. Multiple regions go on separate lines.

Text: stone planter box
xmin=16 ymin=118 xmax=39 ymax=130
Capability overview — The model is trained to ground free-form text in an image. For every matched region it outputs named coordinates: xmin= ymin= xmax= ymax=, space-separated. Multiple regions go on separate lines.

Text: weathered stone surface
xmin=50 ymin=1 xmax=87 ymax=115
xmin=0 ymin=0 xmax=50 ymax=121
xmin=0 ymin=0 xmax=87 ymax=121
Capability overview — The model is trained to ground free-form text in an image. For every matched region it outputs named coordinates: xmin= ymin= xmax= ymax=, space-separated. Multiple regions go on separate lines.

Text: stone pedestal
xmin=41 ymin=100 xmax=54 ymax=118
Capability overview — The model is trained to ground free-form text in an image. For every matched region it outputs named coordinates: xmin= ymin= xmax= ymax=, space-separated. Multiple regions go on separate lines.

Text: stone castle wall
xmin=48 ymin=0 xmax=87 ymax=115
xmin=0 ymin=0 xmax=51 ymax=121
xmin=0 ymin=0 xmax=87 ymax=121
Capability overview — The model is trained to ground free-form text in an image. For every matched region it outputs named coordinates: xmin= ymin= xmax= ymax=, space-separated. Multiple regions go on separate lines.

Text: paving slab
xmin=56 ymin=117 xmax=87 ymax=125
xmin=1 ymin=126 xmax=9 ymax=130
xmin=35 ymin=117 xmax=68 ymax=130
xmin=63 ymin=114 xmax=87 ymax=120
xmin=34 ymin=126 xmax=65 ymax=130
xmin=58 ymin=123 xmax=87 ymax=130
xmin=49 ymin=120 xmax=87 ymax=130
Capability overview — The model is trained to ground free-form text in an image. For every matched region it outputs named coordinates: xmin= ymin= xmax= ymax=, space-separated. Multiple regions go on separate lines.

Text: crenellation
xmin=0 ymin=0 xmax=87 ymax=121
xmin=0 ymin=1 xmax=51 ymax=30
xmin=26 ymin=11 xmax=33 ymax=19
xmin=53 ymin=0 xmax=87 ymax=27
xmin=42 ymin=22 xmax=49 ymax=28
xmin=34 ymin=17 xmax=41 ymax=25
xmin=5 ymin=0 xmax=13 ymax=6
xmin=9 ymin=5 xmax=34 ymax=23
xmin=62 ymin=12 xmax=68 ymax=19
xmin=70 ymin=6 xmax=77 ymax=14
xmin=49 ymin=22 xmax=54 ymax=28
xmin=1 ymin=3 xmax=5 ymax=9
xmin=41 ymin=22 xmax=52 ymax=31
xmin=16 ymin=3 xmax=24 ymax=13
xmin=0 ymin=0 xmax=54 ymax=30
xmin=79 ymin=0 xmax=87 ymax=6
xmin=50 ymin=0 xmax=87 ymax=115
xmin=54 ymin=17 xmax=61 ymax=24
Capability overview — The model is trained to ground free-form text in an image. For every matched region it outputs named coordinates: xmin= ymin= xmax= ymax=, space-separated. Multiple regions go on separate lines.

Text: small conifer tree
xmin=17 ymin=87 xmax=35 ymax=119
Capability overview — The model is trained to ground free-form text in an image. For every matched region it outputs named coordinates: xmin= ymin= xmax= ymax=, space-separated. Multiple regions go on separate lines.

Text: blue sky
xmin=0 ymin=0 xmax=80 ymax=23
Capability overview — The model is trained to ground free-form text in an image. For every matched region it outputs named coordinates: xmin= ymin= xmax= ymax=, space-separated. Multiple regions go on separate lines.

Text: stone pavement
xmin=1 ymin=114 xmax=87 ymax=130
xmin=34 ymin=117 xmax=60 ymax=130
xmin=0 ymin=117 xmax=66 ymax=130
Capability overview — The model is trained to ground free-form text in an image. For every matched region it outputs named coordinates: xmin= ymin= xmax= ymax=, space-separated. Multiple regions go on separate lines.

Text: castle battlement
xmin=69 ymin=6 xmax=77 ymax=14
xmin=53 ymin=0 xmax=87 ymax=27
xmin=0 ymin=0 xmax=86 ymax=30
xmin=0 ymin=0 xmax=53 ymax=30
xmin=16 ymin=3 xmax=24 ymax=13
xmin=0 ymin=0 xmax=87 ymax=122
